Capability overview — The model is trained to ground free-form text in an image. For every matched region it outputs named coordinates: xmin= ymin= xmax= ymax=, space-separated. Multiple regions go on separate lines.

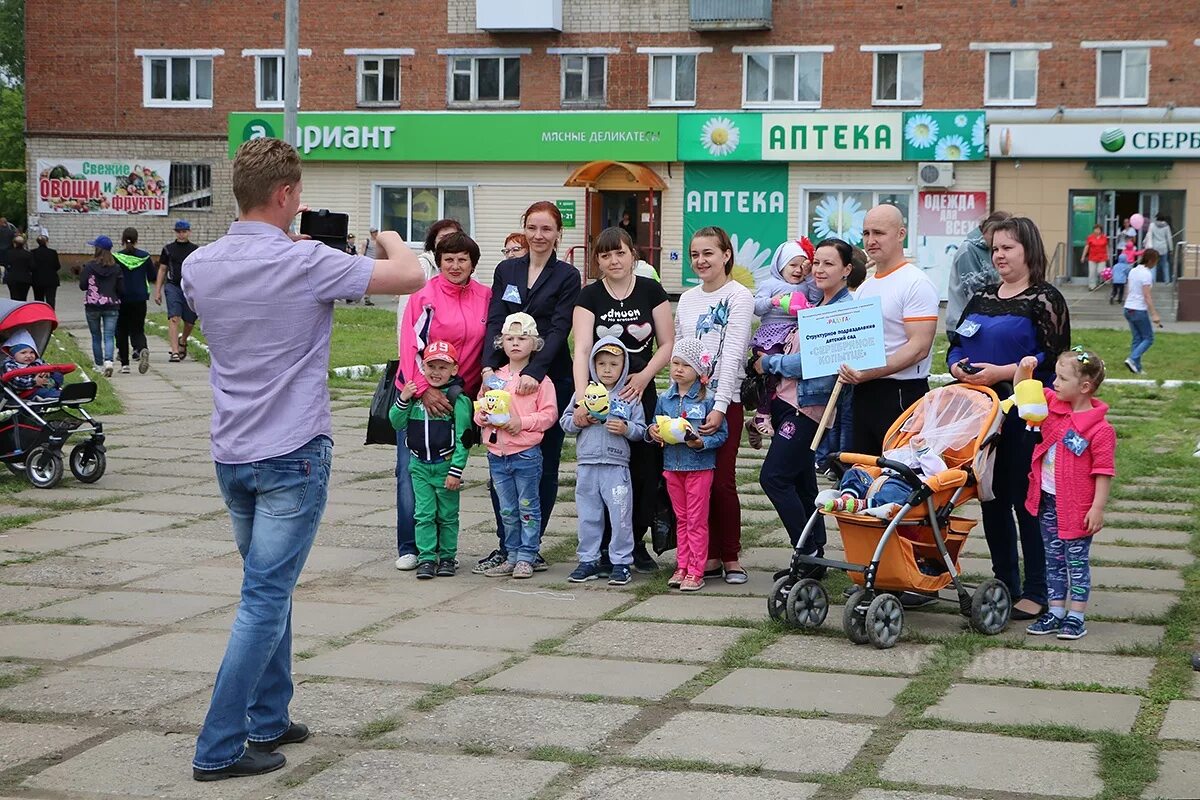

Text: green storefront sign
xmin=681 ymin=164 xmax=788 ymax=288
xmin=555 ymin=199 xmax=576 ymax=228
xmin=229 ymin=112 xmax=677 ymax=162
xmin=899 ymin=110 xmax=987 ymax=161
xmin=677 ymin=113 xmax=763 ymax=161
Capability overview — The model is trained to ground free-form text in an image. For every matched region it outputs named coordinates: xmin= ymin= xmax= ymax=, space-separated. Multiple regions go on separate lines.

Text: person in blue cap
xmin=78 ymin=235 xmax=124 ymax=377
xmin=155 ymin=220 xmax=199 ymax=362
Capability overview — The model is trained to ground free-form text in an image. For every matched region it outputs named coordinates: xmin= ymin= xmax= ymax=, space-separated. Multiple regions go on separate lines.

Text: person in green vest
xmin=114 ymin=228 xmax=155 ymax=374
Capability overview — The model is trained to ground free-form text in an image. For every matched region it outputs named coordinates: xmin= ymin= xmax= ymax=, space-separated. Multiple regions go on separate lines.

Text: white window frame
xmin=862 ymin=44 xmax=940 ymax=106
xmin=372 ymin=183 xmax=476 ymax=246
xmin=970 ymin=43 xmax=1050 ymax=107
xmin=637 ymin=47 xmax=712 ymax=108
xmin=801 ymin=186 xmax=917 ymax=256
xmin=242 ymin=49 xmax=311 ymax=109
xmin=734 ymin=46 xmax=833 ymax=109
xmin=135 ymin=49 xmax=222 ymax=108
xmin=438 ymin=48 xmax=529 ymax=107
xmin=1081 ymin=40 xmax=1165 ymax=106
xmin=347 ymin=49 xmax=414 ymax=107
xmin=553 ymin=49 xmax=614 ymax=107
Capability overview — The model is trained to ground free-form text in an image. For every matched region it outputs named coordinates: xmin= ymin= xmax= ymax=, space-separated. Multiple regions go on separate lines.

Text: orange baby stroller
xmin=766 ymin=383 xmax=1009 ymax=648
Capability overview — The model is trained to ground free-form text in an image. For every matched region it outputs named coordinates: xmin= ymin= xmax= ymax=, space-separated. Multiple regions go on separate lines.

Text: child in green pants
xmin=390 ymin=340 xmax=475 ymax=580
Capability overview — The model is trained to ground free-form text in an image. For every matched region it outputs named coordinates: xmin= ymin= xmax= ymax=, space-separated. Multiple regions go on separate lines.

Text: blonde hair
xmin=232 ymin=138 xmax=302 ymax=213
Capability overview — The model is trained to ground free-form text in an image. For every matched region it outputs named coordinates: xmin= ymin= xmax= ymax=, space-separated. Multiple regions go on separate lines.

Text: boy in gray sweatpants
xmin=561 ymin=336 xmax=646 ymax=586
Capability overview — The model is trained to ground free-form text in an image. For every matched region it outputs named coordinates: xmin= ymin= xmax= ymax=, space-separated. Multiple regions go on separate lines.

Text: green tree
xmin=0 ymin=0 xmax=24 ymax=85
xmin=0 ymin=85 xmax=23 ymax=226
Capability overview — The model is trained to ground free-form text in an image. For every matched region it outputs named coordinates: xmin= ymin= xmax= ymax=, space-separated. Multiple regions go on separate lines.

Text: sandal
xmin=178 ymin=334 xmax=187 ymax=360
xmin=753 ymin=412 xmax=774 ymax=438
xmin=168 ymin=352 xmax=181 ymax=363
xmin=723 ymin=568 xmax=748 ymax=585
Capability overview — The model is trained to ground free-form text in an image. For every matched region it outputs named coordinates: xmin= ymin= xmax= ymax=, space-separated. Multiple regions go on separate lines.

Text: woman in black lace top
xmin=945 ymin=216 xmax=1070 ymax=621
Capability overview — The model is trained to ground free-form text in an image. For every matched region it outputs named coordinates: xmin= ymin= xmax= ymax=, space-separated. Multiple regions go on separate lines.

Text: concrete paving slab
xmin=904 ymin=610 xmax=1165 ymax=652
xmin=560 ymin=620 xmax=745 ymax=663
xmin=629 ymin=710 xmax=874 ymax=773
xmin=277 ymin=751 xmax=566 ymax=800
xmin=187 ymin=600 xmax=396 ymax=638
xmin=618 ymin=594 xmax=765 ymax=623
xmin=0 ymin=623 xmax=148 ymax=660
xmin=105 ymin=493 xmax=228 ymax=516
xmin=441 ymin=584 xmax=630 ymax=620
xmin=27 ymin=590 xmax=230 ymax=625
xmin=392 ymin=694 xmax=640 ymax=750
xmin=125 ymin=565 xmax=247 ymax=594
xmin=1107 ymin=528 xmax=1193 ymax=547
xmin=560 ymin=767 xmax=820 ymax=800
xmin=1092 ymin=566 xmax=1186 ymax=591
xmin=758 ymin=634 xmax=939 ymax=675
xmin=925 ymin=683 xmax=1140 ymax=732
xmin=374 ymin=611 xmax=576 ymax=650
xmin=0 ymin=529 xmax=122 ymax=553
xmin=1143 ymin=750 xmax=1200 ymax=799
xmin=82 ymin=631 xmax=314 ymax=673
xmin=0 ymin=667 xmax=211 ymax=717
xmin=854 ymin=792 xmax=984 ymax=800
xmin=79 ymin=535 xmax=236 ymax=564
xmin=963 ymin=649 xmax=1157 ymax=690
xmin=1088 ymin=591 xmax=1178 ymax=620
xmin=881 ymin=729 xmax=1102 ymax=797
xmin=1091 ymin=543 xmax=1193 ymax=567
xmin=23 ymin=730 xmax=316 ymax=798
xmin=295 ymin=642 xmax=507 ymax=683
xmin=0 ymin=722 xmax=100 ymax=770
xmin=1159 ymin=700 xmax=1200 ymax=743
xmin=27 ymin=510 xmax=179 ymax=534
xmin=0 ymin=555 xmax=165 ymax=587
xmin=0 ymin=583 xmax=83 ymax=611
xmin=481 ymin=655 xmax=701 ymax=700
xmin=147 ymin=517 xmax=237 ymax=542
xmin=9 ymin=487 xmax=127 ymax=506
xmin=696 ymin=667 xmax=907 ymax=717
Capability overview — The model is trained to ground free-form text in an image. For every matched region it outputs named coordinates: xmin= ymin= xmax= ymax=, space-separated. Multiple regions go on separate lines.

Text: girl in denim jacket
xmin=648 ymin=337 xmax=727 ymax=592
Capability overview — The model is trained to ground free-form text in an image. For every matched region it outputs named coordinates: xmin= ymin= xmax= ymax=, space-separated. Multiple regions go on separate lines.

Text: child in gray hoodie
xmin=561 ymin=337 xmax=647 ymax=586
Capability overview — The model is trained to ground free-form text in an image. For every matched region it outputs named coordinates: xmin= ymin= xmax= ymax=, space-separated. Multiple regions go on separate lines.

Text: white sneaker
xmin=120 ymin=365 xmax=131 ymax=374
xmin=102 ymin=360 xmax=113 ymax=377
xmin=394 ymin=554 xmax=419 ymax=570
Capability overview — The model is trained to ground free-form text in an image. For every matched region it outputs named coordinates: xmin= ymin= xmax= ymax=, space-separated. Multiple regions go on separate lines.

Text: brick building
xmin=24 ymin=0 xmax=1200 ymax=294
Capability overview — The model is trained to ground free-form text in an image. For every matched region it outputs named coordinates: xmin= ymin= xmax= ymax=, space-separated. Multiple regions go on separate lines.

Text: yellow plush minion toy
xmin=655 ymin=415 xmax=694 ymax=445
xmin=582 ymin=382 xmax=610 ymax=421
xmin=1000 ymin=378 xmax=1048 ymax=430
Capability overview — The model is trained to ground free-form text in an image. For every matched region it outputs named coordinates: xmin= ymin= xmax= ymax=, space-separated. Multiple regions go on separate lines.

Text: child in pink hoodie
xmin=476 ymin=312 xmax=558 ymax=579
xmin=1017 ymin=348 xmax=1116 ymax=642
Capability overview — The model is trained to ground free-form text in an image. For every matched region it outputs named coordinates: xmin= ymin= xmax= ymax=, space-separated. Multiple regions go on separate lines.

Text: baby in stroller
xmin=2 ymin=331 xmax=62 ymax=401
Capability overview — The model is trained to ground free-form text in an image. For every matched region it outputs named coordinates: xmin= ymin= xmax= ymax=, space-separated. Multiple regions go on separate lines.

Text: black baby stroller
xmin=0 ymin=299 xmax=106 ymax=488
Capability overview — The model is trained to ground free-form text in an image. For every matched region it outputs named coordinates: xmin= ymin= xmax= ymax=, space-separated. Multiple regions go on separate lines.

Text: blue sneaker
xmin=1057 ymin=616 xmax=1087 ymax=640
xmin=608 ymin=565 xmax=632 ymax=586
xmin=1026 ymin=612 xmax=1063 ymax=635
xmin=568 ymin=561 xmax=602 ymax=583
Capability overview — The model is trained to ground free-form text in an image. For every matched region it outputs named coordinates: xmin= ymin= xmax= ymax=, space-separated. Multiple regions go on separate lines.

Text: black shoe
xmin=632 ymin=542 xmax=659 ymax=573
xmin=193 ymin=750 xmax=286 ymax=782
xmin=416 ymin=561 xmax=437 ymax=580
xmin=533 ymin=553 xmax=549 ymax=572
xmin=472 ymin=549 xmax=506 ymax=575
xmin=436 ymin=559 xmax=457 ymax=577
xmin=248 ymin=722 xmax=310 ymax=752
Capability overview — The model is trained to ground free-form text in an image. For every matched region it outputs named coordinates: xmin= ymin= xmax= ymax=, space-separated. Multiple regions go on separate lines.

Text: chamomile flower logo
xmin=699 ymin=116 xmax=741 ymax=158
xmin=935 ymin=135 xmax=970 ymax=160
xmin=972 ymin=116 xmax=986 ymax=151
xmin=812 ymin=195 xmax=868 ymax=246
xmin=904 ymin=114 xmax=939 ymax=149
xmin=954 ymin=114 xmax=969 ymax=128
xmin=729 ymin=233 xmax=772 ymax=290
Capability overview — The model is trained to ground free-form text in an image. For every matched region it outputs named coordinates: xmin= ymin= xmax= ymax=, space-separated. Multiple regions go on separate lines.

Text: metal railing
xmin=1047 ymin=241 xmax=1068 ymax=285
xmin=1178 ymin=242 xmax=1199 ymax=280
xmin=689 ymin=0 xmax=772 ymax=29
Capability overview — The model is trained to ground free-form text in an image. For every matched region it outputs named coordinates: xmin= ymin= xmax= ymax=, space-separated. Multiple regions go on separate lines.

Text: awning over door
xmin=564 ymin=160 xmax=668 ymax=191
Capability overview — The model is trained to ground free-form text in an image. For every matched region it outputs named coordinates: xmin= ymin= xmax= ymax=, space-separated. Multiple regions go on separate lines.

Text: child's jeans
xmin=409 ymin=458 xmax=460 ymax=563
xmin=664 ymin=468 xmax=713 ymax=579
xmin=1110 ymin=282 xmax=1126 ymax=303
xmin=575 ymin=463 xmax=634 ymax=566
xmin=85 ymin=306 xmax=119 ymax=365
xmin=839 ymin=465 xmax=912 ymax=508
xmin=1039 ymin=491 xmax=1093 ymax=605
xmin=488 ymin=448 xmax=543 ymax=565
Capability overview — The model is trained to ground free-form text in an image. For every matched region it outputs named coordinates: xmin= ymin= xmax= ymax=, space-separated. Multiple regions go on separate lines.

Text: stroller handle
xmin=836 ymin=452 xmax=924 ymax=488
xmin=1 ymin=363 xmax=77 ymax=382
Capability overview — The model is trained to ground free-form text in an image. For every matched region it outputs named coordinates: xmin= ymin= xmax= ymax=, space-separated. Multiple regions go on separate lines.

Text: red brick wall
xmin=27 ymin=0 xmax=1200 ymax=135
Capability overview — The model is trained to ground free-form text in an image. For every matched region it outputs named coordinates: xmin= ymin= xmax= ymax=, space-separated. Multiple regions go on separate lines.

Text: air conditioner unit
xmin=917 ymin=162 xmax=955 ymax=188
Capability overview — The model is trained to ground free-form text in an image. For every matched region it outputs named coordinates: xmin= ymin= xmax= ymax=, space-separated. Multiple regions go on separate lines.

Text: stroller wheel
xmin=24 ymin=444 xmax=63 ymax=489
xmin=865 ymin=593 xmax=904 ymax=649
xmin=842 ymin=589 xmax=870 ymax=645
xmin=5 ymin=461 xmax=25 ymax=476
xmin=969 ymin=578 xmax=1012 ymax=635
xmin=767 ymin=576 xmax=794 ymax=622
xmin=786 ymin=579 xmax=829 ymax=628
xmin=69 ymin=443 xmax=107 ymax=484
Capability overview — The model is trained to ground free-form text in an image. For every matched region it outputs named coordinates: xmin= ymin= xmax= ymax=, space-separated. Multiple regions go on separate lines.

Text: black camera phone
xmin=299 ymin=209 xmax=350 ymax=252
xmin=956 ymin=359 xmax=983 ymax=375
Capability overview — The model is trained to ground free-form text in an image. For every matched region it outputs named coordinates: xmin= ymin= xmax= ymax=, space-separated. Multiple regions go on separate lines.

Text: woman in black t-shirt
xmin=572 ymin=227 xmax=675 ymax=572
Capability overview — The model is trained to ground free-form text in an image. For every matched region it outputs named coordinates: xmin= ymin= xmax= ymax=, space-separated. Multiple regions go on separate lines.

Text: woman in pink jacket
xmin=393 ymin=232 xmax=492 ymax=571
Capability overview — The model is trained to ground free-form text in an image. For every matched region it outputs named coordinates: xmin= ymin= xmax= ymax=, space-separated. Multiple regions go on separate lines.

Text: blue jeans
xmin=1156 ymin=252 xmax=1172 ymax=283
xmin=759 ymin=399 xmax=823 ymax=552
xmin=85 ymin=306 xmax=119 ymax=365
xmin=394 ymin=429 xmax=417 ymax=558
xmin=982 ymin=410 xmax=1047 ymax=606
xmin=489 ymin=448 xmax=543 ymax=564
xmin=1125 ymin=308 xmax=1155 ymax=369
xmin=193 ymin=435 xmax=332 ymax=771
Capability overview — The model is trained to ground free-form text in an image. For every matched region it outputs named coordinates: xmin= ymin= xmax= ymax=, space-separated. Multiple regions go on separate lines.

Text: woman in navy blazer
xmin=475 ymin=200 xmax=582 ymax=572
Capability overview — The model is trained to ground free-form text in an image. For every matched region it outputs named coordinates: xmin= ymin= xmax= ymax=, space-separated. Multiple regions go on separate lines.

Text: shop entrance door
xmin=1070 ymin=189 xmax=1186 ymax=280
xmin=585 ymin=190 xmax=661 ymax=278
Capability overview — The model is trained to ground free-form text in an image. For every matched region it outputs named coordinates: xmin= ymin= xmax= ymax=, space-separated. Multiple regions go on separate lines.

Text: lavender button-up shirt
xmin=183 ymin=221 xmax=374 ymax=464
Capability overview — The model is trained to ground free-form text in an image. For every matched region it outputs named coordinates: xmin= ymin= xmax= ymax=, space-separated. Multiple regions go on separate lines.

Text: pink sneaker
xmin=668 ymin=569 xmax=686 ymax=588
xmin=680 ymin=575 xmax=705 ymax=592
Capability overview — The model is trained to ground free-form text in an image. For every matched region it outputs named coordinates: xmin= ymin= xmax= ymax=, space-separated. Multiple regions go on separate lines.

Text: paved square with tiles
xmin=0 ymin=308 xmax=1196 ymax=800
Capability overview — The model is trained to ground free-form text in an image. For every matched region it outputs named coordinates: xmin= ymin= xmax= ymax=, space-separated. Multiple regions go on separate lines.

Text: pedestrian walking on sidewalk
xmin=183 ymin=137 xmax=424 ymax=782
xmin=78 ymin=235 xmax=123 ymax=377
xmin=154 ymin=220 xmax=199 ymax=362
xmin=114 ymin=227 xmax=155 ymax=374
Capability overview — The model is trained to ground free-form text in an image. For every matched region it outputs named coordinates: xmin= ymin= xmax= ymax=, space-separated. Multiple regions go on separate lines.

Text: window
xmin=806 ymin=189 xmax=913 ymax=250
xmin=256 ymin=55 xmax=284 ymax=107
xmin=562 ymin=55 xmax=606 ymax=105
xmin=169 ymin=164 xmax=212 ymax=210
xmin=449 ymin=56 xmax=520 ymax=105
xmin=137 ymin=50 xmax=219 ymax=108
xmin=1097 ymin=48 xmax=1149 ymax=105
xmin=984 ymin=50 xmax=1038 ymax=105
xmin=359 ymin=57 xmax=401 ymax=105
xmin=741 ymin=50 xmax=826 ymax=107
xmin=873 ymin=52 xmax=924 ymax=105
xmin=650 ymin=54 xmax=696 ymax=106
xmin=378 ymin=186 xmax=472 ymax=245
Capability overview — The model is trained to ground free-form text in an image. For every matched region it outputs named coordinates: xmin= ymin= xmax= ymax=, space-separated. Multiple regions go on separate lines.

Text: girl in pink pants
xmin=649 ymin=338 xmax=728 ymax=592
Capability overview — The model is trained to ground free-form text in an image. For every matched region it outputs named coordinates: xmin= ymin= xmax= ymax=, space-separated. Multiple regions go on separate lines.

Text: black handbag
xmin=650 ymin=476 xmax=677 ymax=555
xmin=364 ymin=360 xmax=400 ymax=446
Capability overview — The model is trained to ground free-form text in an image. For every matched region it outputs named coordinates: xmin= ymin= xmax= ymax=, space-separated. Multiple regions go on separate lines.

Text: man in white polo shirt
xmin=839 ymin=204 xmax=939 ymax=455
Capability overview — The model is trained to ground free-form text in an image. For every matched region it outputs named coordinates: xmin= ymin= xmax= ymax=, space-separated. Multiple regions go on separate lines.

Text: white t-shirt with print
xmin=853 ymin=262 xmax=940 ymax=381
xmin=1123 ymin=265 xmax=1153 ymax=312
